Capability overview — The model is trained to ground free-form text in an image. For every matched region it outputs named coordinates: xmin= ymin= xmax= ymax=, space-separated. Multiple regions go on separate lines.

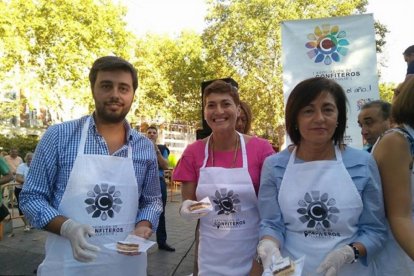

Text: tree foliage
xmin=0 ymin=0 xmax=133 ymax=123
xmin=133 ymin=32 xmax=216 ymax=126
xmin=379 ymin=82 xmax=396 ymax=103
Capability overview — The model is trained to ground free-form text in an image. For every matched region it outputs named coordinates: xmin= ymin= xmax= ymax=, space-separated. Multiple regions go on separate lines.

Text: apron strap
xmin=77 ymin=117 xmax=91 ymax=156
xmin=334 ymin=145 xmax=342 ymax=162
xmin=201 ymin=136 xmax=211 ymax=168
xmin=289 ymin=143 xmax=342 ymax=165
xmin=127 ymin=144 xmax=132 ymax=158
xmin=238 ymin=132 xmax=248 ymax=169
xmin=201 ymin=132 xmax=248 ymax=169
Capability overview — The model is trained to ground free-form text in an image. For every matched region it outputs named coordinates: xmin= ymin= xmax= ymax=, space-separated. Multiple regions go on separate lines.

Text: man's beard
xmin=95 ymin=103 xmax=129 ymax=123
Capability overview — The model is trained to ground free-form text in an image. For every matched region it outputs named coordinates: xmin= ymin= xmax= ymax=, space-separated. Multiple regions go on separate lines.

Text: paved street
xmin=0 ymin=189 xmax=197 ymax=276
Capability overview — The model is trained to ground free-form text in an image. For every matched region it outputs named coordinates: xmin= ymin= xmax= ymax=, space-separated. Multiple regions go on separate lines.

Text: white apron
xmin=196 ymin=132 xmax=259 ymax=276
xmin=278 ymin=146 xmax=372 ymax=276
xmin=38 ymin=117 xmax=147 ymax=276
xmin=372 ymin=125 xmax=414 ymax=276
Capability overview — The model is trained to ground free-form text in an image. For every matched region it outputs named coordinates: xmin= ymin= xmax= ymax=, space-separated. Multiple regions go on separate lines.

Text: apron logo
xmin=84 ymin=183 xmax=123 ymax=221
xmin=212 ymin=188 xmax=241 ymax=215
xmin=297 ymin=191 xmax=339 ymax=229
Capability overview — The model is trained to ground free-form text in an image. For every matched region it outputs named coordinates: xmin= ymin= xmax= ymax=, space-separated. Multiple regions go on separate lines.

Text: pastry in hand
xmin=273 ymin=257 xmax=295 ymax=276
xmin=116 ymin=241 xmax=139 ymax=253
xmin=189 ymin=202 xmax=212 ymax=212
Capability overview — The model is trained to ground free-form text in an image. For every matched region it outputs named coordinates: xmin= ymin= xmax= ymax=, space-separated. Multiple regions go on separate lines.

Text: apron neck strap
xmin=201 ymin=132 xmax=247 ymax=169
xmin=239 ymin=132 xmax=248 ymax=168
xmin=78 ymin=117 xmax=91 ymax=156
xmin=289 ymin=144 xmax=342 ymax=165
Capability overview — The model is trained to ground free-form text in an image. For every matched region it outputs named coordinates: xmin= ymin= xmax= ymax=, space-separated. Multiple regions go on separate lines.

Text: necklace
xmin=209 ymin=134 xmax=239 ymax=168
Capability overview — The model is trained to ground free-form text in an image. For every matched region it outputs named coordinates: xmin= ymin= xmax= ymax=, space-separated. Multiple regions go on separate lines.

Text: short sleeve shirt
xmin=172 ymin=136 xmax=275 ymax=194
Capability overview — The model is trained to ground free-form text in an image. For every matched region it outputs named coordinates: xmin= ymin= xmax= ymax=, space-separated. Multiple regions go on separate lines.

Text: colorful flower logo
xmin=85 ymin=183 xmax=122 ymax=221
xmin=297 ymin=191 xmax=339 ymax=229
xmin=305 ymin=24 xmax=349 ymax=65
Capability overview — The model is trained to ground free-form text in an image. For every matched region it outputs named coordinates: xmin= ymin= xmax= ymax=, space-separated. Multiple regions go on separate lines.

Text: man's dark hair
xmin=403 ymin=45 xmax=414 ymax=56
xmin=360 ymin=100 xmax=392 ymax=120
xmin=89 ymin=56 xmax=138 ymax=92
xmin=202 ymin=80 xmax=240 ymax=107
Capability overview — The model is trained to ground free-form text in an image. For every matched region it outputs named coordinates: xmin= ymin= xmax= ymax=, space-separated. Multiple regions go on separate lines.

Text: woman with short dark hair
xmin=173 ymin=79 xmax=274 ymax=275
xmin=257 ymin=77 xmax=386 ymax=275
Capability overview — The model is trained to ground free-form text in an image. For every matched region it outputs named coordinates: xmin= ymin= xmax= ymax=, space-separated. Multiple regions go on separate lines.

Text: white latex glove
xmin=316 ymin=245 xmax=354 ymax=276
xmin=257 ymin=239 xmax=282 ymax=273
xmin=60 ymin=219 xmax=101 ymax=262
xmin=179 ymin=199 xmax=209 ymax=221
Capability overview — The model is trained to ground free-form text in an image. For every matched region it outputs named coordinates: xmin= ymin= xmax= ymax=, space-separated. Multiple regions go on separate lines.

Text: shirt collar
xmin=88 ymin=114 xmax=133 ymax=142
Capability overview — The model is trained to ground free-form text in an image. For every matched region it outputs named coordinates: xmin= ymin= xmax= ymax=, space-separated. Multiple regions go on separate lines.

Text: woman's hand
xmin=257 ymin=238 xmax=282 ymax=272
xmin=179 ymin=199 xmax=209 ymax=221
xmin=316 ymin=245 xmax=355 ymax=276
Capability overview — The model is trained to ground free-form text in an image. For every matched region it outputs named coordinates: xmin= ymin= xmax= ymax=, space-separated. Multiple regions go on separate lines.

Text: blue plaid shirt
xmin=20 ymin=115 xmax=162 ymax=230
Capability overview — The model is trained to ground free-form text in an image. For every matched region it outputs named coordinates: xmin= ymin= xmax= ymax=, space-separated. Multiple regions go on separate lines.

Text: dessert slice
xmin=189 ymin=202 xmax=212 ymax=212
xmin=273 ymin=257 xmax=295 ymax=276
xmin=116 ymin=241 xmax=139 ymax=253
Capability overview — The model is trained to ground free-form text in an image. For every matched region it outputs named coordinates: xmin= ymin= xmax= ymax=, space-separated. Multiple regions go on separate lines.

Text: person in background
xmin=394 ymin=45 xmax=414 ymax=99
xmin=146 ymin=125 xmax=175 ymax=252
xmin=173 ymin=80 xmax=274 ymax=275
xmin=15 ymin=152 xmax=33 ymax=232
xmin=257 ymin=77 xmax=386 ymax=275
xmin=4 ymin=148 xmax=23 ymax=177
xmin=357 ymin=100 xmax=392 ymax=152
xmin=236 ymin=100 xmax=253 ymax=134
xmin=403 ymin=45 xmax=414 ymax=81
xmin=372 ymin=77 xmax=414 ymax=275
xmin=4 ymin=148 xmax=22 ymax=210
xmin=0 ymin=156 xmax=13 ymax=222
xmin=20 ymin=56 xmax=162 ymax=276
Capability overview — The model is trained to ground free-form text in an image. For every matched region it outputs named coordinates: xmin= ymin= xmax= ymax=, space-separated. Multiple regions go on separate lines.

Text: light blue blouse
xmin=258 ymin=146 xmax=387 ymax=265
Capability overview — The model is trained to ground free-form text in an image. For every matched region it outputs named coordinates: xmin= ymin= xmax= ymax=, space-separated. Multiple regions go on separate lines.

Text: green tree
xmin=379 ymin=82 xmax=395 ymax=103
xmin=133 ymin=32 xmax=216 ymax=126
xmin=0 ymin=0 xmax=133 ymax=124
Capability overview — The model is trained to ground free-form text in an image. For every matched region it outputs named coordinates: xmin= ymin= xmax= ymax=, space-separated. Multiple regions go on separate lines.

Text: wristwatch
xmin=349 ymin=243 xmax=359 ymax=263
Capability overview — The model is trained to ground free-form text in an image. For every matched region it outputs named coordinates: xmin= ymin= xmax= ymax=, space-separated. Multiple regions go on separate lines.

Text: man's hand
xmin=317 ymin=245 xmax=354 ymax=276
xmin=257 ymin=239 xmax=282 ymax=272
xmin=133 ymin=221 xmax=153 ymax=239
xmin=60 ymin=219 xmax=100 ymax=262
xmin=179 ymin=199 xmax=209 ymax=221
